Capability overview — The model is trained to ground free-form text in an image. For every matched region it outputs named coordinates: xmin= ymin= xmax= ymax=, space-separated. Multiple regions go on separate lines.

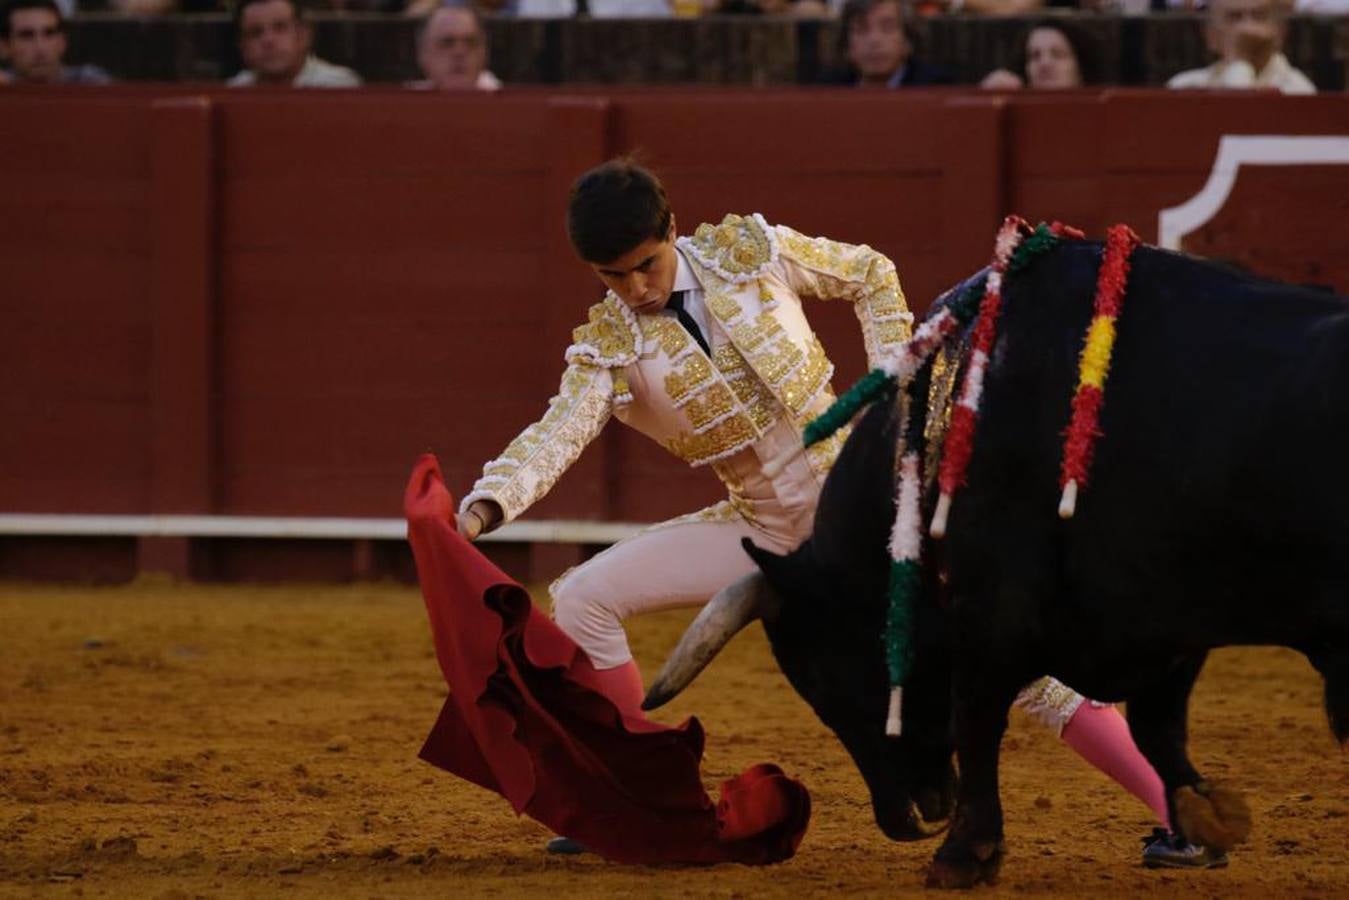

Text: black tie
xmin=667 ymin=291 xmax=710 ymax=356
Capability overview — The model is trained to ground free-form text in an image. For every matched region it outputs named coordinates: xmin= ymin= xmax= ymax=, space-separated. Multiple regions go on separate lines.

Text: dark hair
xmin=835 ymin=0 xmax=918 ymax=74
xmin=1013 ymin=19 xmax=1101 ymax=87
xmin=1 ymin=0 xmax=63 ymax=39
xmin=839 ymin=0 xmax=898 ymax=38
xmin=566 ymin=158 xmax=673 ymax=264
xmin=233 ymin=0 xmax=305 ymax=31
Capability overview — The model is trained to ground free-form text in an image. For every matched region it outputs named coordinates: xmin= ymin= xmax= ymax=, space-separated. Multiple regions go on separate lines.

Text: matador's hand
xmin=456 ymin=500 xmax=502 ymax=542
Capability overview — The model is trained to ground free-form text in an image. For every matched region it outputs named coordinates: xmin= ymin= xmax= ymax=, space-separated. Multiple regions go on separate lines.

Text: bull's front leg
xmin=1126 ymin=651 xmax=1251 ymax=852
xmin=925 ymin=673 xmax=1021 ymax=889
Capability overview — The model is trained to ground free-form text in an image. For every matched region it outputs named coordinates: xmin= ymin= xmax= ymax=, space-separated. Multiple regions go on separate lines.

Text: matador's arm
xmin=459 ymin=362 xmax=615 ymax=530
xmin=774 ymin=225 xmax=914 ymax=367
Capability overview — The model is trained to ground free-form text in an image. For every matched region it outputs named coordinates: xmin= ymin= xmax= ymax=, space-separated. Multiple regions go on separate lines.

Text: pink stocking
xmin=586 ymin=659 xmax=648 ymax=726
xmin=1061 ymin=702 xmax=1171 ymax=829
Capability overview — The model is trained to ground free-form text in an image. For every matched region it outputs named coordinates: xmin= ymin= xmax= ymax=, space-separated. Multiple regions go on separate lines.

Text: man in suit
xmin=821 ymin=0 xmax=954 ymax=88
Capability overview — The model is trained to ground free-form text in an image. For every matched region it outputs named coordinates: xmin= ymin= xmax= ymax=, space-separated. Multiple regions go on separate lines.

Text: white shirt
xmin=669 ymin=247 xmax=711 ymax=349
xmin=405 ymin=71 xmax=503 ymax=92
xmin=228 ymin=55 xmax=362 ymax=88
xmin=1167 ymin=53 xmax=1316 ymax=95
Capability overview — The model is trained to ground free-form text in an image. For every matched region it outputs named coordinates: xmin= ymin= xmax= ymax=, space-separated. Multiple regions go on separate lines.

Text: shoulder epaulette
xmin=677 ymin=213 xmax=780 ymax=284
xmin=565 ymin=294 xmax=640 ymax=368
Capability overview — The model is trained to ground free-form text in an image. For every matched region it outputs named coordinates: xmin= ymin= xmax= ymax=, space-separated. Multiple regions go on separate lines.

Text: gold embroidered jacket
xmin=461 ymin=213 xmax=913 ymax=523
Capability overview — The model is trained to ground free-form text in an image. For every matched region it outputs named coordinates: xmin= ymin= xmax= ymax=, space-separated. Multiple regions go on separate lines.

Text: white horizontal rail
xmin=0 ymin=513 xmax=646 ymax=545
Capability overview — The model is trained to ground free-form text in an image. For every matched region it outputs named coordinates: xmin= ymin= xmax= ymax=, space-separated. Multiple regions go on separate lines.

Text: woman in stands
xmin=980 ymin=18 xmax=1101 ymax=89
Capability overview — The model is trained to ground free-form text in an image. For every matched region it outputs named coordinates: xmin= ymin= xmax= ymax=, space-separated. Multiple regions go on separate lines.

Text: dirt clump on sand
xmin=1 ymin=581 xmax=1345 ymax=898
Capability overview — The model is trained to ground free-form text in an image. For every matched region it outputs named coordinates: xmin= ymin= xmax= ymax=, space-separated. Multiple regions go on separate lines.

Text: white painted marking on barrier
xmin=1158 ymin=135 xmax=1349 ymax=251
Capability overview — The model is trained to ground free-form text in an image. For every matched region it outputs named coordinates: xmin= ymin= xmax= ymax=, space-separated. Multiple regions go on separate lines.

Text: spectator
xmin=715 ymin=0 xmax=833 ymax=14
xmin=0 ymin=0 xmax=110 ymax=84
xmin=493 ymin=0 xmax=672 ymax=16
xmin=108 ymin=0 xmax=225 ymax=14
xmin=912 ymin=0 xmax=1046 ymax=13
xmin=980 ymin=19 xmax=1101 ymax=90
xmin=1167 ymin=0 xmax=1315 ymax=94
xmin=820 ymin=0 xmax=953 ymax=87
xmin=947 ymin=0 xmax=1044 ymax=11
xmin=407 ymin=0 xmax=498 ymax=12
xmin=108 ymin=0 xmax=177 ymax=14
xmin=408 ymin=4 xmax=501 ymax=90
xmin=228 ymin=0 xmax=361 ymax=87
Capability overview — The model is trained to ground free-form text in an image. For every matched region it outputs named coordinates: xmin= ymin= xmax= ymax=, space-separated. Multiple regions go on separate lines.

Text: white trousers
xmin=550 ymin=419 xmax=821 ymax=670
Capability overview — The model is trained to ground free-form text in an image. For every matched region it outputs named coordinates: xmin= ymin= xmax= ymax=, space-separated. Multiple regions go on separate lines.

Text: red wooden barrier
xmin=0 ymin=98 xmax=154 ymax=514
xmin=1 ymin=88 xmax=1346 ymax=581
xmin=1007 ymin=91 xmax=1349 ymax=294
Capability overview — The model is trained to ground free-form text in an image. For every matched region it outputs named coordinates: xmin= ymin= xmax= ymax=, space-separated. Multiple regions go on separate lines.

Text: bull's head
xmin=644 ymin=397 xmax=956 ymax=841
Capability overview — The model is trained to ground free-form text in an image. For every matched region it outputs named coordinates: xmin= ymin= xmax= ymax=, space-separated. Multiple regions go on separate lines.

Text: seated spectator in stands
xmin=108 ymin=0 xmax=224 ymax=14
xmin=107 ymin=0 xmax=165 ymax=13
xmin=1167 ymin=0 xmax=1314 ymax=93
xmin=819 ymin=0 xmax=953 ymax=87
xmin=943 ymin=0 xmax=1045 ymax=12
xmin=407 ymin=0 xmax=495 ymax=12
xmin=490 ymin=0 xmax=672 ymax=16
xmin=228 ymin=0 xmax=361 ymax=87
xmin=1293 ymin=0 xmax=1348 ymax=11
xmin=715 ymin=0 xmax=834 ymax=15
xmin=1 ymin=0 xmax=110 ymax=84
xmin=408 ymin=4 xmax=501 ymax=90
xmin=980 ymin=19 xmax=1100 ymax=89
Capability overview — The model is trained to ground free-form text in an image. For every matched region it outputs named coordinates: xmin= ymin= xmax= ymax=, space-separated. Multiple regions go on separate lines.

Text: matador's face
xmin=590 ymin=223 xmax=679 ymax=315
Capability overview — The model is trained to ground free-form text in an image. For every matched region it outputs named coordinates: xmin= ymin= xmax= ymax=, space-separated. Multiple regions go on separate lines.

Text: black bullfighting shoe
xmin=545 ymin=836 xmax=588 ymax=855
xmin=1140 ymin=828 xmax=1229 ymax=869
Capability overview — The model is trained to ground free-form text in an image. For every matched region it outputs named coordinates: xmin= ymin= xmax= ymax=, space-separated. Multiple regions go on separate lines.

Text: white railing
xmin=0 ymin=514 xmax=645 ymax=545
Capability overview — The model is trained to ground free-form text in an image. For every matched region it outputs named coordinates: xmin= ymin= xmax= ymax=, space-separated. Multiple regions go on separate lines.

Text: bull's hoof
xmin=914 ymin=771 xmax=958 ymax=826
xmin=1174 ymin=782 xmax=1252 ymax=851
xmin=924 ymin=840 xmax=1005 ymax=889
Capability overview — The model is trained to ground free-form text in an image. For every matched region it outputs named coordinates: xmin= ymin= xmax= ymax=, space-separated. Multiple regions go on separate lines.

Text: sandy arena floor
xmin=0 ymin=580 xmax=1345 ymax=898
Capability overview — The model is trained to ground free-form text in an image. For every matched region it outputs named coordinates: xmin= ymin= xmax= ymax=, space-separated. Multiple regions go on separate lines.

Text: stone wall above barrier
xmin=61 ymin=13 xmax=1348 ymax=90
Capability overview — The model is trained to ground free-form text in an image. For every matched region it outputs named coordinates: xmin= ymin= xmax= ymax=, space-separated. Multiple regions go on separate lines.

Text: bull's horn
xmin=909 ymin=801 xmax=950 ymax=838
xmin=641 ymin=572 xmax=781 ymax=711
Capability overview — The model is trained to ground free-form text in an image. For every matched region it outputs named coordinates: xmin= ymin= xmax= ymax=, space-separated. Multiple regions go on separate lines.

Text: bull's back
xmin=979 ymin=243 xmax=1349 ymax=646
xmin=1103 ymin=248 xmax=1348 ymax=546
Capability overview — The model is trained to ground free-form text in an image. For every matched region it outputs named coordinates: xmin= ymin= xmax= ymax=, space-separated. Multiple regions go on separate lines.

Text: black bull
xmin=644 ymin=239 xmax=1349 ymax=887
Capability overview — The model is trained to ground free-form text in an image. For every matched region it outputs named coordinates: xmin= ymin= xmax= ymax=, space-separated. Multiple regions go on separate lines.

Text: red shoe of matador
xmin=404 ymin=454 xmax=811 ymax=865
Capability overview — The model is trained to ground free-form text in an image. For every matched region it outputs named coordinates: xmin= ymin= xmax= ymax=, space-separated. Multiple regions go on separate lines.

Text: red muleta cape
xmin=404 ymin=454 xmax=810 ymax=865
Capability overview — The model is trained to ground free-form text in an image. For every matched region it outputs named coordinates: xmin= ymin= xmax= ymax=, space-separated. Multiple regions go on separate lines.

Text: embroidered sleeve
xmin=774 ymin=224 xmax=914 ymax=368
xmin=459 ymin=363 xmax=615 ymax=524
